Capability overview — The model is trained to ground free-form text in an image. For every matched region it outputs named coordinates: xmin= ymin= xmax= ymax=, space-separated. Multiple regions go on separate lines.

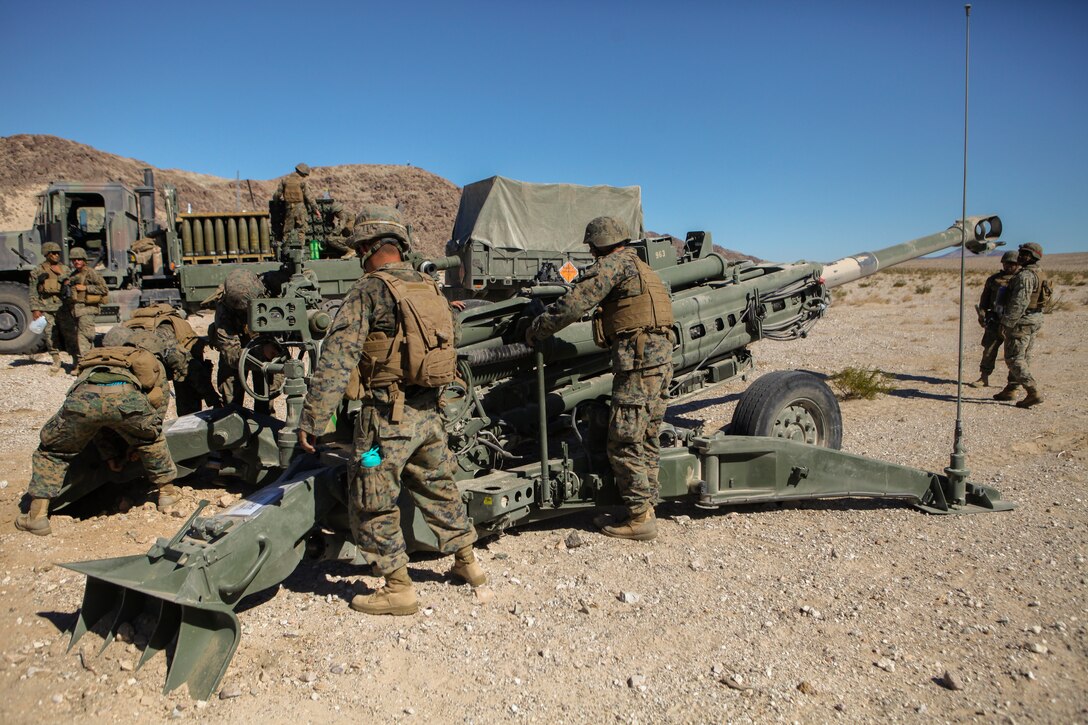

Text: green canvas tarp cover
xmin=451 ymin=176 xmax=643 ymax=252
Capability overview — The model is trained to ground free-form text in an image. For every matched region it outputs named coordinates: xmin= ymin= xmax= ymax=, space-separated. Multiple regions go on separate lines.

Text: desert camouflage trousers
xmin=608 ymin=363 xmax=673 ymax=516
xmin=58 ymin=310 xmax=96 ymax=363
xmin=29 ymin=382 xmax=176 ymax=499
xmin=1003 ymin=316 xmax=1042 ymax=388
xmin=978 ymin=322 xmax=1006 ymax=376
xmin=284 ymin=203 xmax=308 ymax=238
xmin=36 ymin=311 xmax=68 ymax=355
xmin=351 ymin=395 xmax=476 ymax=574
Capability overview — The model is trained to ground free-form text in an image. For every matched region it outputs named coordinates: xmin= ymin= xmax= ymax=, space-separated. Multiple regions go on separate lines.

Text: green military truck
xmin=0 ymin=169 xmax=361 ymax=354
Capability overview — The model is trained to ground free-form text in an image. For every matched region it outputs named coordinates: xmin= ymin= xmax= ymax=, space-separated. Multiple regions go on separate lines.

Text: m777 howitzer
xmin=62 ymin=216 xmax=1013 ymax=699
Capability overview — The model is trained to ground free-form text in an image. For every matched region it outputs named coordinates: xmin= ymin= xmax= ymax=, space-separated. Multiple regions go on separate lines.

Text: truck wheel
xmin=0 ymin=282 xmax=38 ymax=355
xmin=729 ymin=370 xmax=843 ymax=449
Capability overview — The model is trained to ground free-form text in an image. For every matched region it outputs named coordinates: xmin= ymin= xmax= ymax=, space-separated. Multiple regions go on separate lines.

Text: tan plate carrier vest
xmin=75 ymin=346 xmax=166 ymax=408
xmin=283 ymin=176 xmax=304 ymax=203
xmin=1025 ymin=268 xmax=1051 ymax=313
xmin=125 ymin=303 xmax=199 ymax=351
xmin=593 ymin=257 xmax=676 ymax=351
xmin=346 ymin=271 xmax=458 ymax=422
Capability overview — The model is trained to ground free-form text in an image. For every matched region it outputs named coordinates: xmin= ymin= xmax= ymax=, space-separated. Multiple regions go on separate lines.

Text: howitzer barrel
xmin=820 ymin=215 xmax=1001 ymax=289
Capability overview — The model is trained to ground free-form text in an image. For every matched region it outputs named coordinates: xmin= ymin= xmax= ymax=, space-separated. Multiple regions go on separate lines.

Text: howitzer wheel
xmin=729 ymin=371 xmax=842 ymax=449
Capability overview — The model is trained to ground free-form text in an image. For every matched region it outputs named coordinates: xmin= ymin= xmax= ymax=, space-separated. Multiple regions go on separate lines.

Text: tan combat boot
xmin=156 ymin=483 xmax=180 ymax=512
xmin=350 ymin=566 xmax=419 ymax=615
xmin=602 ymin=508 xmax=658 ymax=541
xmin=993 ymin=384 xmax=1019 ymax=401
xmin=15 ymin=498 xmax=52 ymax=536
xmin=1015 ymin=387 xmax=1044 ymax=409
xmin=49 ymin=353 xmax=62 ymax=373
xmin=449 ymin=546 xmax=487 ymax=587
xmin=967 ymin=374 xmax=989 ymax=388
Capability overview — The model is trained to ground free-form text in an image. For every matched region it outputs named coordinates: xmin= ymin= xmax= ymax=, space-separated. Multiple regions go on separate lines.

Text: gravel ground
xmin=0 ymin=272 xmax=1085 ymax=724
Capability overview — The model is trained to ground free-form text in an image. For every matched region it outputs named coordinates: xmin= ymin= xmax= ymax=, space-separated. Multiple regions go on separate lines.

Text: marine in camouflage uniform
xmin=28 ymin=242 xmax=73 ymax=371
xmin=298 ymin=206 xmax=484 ymax=616
xmin=105 ymin=309 xmax=221 ymax=415
xmin=968 ymin=251 xmax=1020 ymax=388
xmin=323 ymin=201 xmax=356 ymax=258
xmin=526 ymin=216 xmax=675 ymax=541
xmin=273 ymin=163 xmax=318 ymax=242
xmin=212 ymin=269 xmax=273 ymax=412
xmin=58 ymin=247 xmax=108 ymax=371
xmin=995 ymin=242 xmax=1047 ymax=408
xmin=15 ymin=344 xmax=178 ymax=536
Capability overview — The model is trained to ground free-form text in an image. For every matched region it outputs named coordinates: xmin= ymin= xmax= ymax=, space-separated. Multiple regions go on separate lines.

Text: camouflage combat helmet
xmin=1001 ymin=251 xmax=1019 ymax=264
xmin=1018 ymin=242 xmax=1043 ymax=262
xmin=352 ymin=205 xmax=411 ymax=254
xmin=101 ymin=325 xmax=134 ymax=348
xmin=295 ymin=163 xmax=311 ymax=176
xmin=69 ymin=247 xmax=88 ymax=261
xmin=583 ymin=216 xmax=631 ymax=250
xmin=222 ymin=269 xmax=267 ymax=311
xmin=42 ymin=242 xmax=61 ymax=255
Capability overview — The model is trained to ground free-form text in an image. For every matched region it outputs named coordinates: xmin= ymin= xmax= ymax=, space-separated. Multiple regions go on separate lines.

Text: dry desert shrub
xmin=915 ymin=284 xmax=933 ymax=294
xmin=828 ymin=367 xmax=896 ymax=400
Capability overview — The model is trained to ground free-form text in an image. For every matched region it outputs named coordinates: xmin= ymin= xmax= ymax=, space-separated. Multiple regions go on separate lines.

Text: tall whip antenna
xmin=945 ymin=3 xmax=972 ymax=506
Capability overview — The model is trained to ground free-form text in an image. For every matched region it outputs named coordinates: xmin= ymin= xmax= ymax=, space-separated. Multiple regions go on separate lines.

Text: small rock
xmin=1029 ymin=625 xmax=1042 ymax=634
xmin=510 ymin=603 xmax=522 ymax=616
xmin=0 ymin=480 xmax=8 ymax=489
xmin=310 ymin=693 xmax=319 ymax=701
xmin=1025 ymin=670 xmax=1036 ymax=681
xmin=578 ymin=599 xmax=597 ymax=615
xmin=170 ymin=706 xmax=184 ymax=719
xmin=219 ymin=685 xmax=242 ymax=699
xmin=473 ymin=587 xmax=495 ymax=604
xmin=509 ymin=704 xmax=519 ymax=714
xmin=720 ymin=675 xmax=752 ymax=691
xmin=300 ymin=671 xmax=317 ymax=683
xmin=404 ymin=707 xmax=415 ymax=715
xmin=565 ymin=531 xmax=586 ymax=549
xmin=329 ymin=664 xmax=345 ymax=675
xmin=797 ymin=681 xmax=817 ymax=695
xmin=876 ymin=658 xmax=895 ymax=673
xmin=800 ymin=605 xmax=822 ymax=619
xmin=119 ymin=660 xmax=134 ymax=672
xmin=217 ymin=494 xmax=235 ymax=507
xmin=834 ymin=703 xmax=846 ymax=712
xmin=673 ymin=515 xmax=691 ymax=525
xmin=51 ymin=694 xmax=63 ymax=704
xmin=688 ymin=558 xmax=705 ymax=571
xmin=939 ymin=670 xmax=964 ymax=691
xmin=1029 ymin=643 xmax=1048 ymax=655
xmin=1028 ymin=601 xmax=1040 ymax=607
xmin=627 ymin=674 xmax=647 ymax=691
xmin=618 ymin=591 xmax=640 ymax=604
xmin=313 ymin=681 xmax=330 ymax=693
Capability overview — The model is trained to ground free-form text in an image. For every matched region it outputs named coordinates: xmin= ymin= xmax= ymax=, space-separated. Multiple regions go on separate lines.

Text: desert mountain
xmin=0 ymin=134 xmax=461 ymax=258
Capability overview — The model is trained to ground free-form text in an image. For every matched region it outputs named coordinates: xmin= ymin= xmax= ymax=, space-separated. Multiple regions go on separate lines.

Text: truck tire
xmin=729 ymin=370 xmax=843 ymax=449
xmin=0 ymin=281 xmax=39 ymax=355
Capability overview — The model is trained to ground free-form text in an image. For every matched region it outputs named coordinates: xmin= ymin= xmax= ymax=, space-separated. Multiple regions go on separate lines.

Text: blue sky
xmin=1 ymin=0 xmax=1084 ymax=260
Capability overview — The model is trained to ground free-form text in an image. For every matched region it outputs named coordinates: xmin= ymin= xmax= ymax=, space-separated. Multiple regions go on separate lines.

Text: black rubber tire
xmin=0 ymin=281 xmax=39 ymax=355
xmin=729 ymin=370 xmax=843 ymax=449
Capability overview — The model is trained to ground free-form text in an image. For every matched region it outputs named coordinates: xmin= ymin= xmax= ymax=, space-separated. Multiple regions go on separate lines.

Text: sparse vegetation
xmin=915 ymin=284 xmax=932 ymax=294
xmin=892 ymin=279 xmax=907 ymax=288
xmin=828 ymin=367 xmax=896 ymax=400
xmin=1044 ymin=293 xmax=1070 ymax=314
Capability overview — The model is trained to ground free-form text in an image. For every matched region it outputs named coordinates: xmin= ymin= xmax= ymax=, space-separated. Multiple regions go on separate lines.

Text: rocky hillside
xmin=0 ymin=135 xmax=461 ymax=257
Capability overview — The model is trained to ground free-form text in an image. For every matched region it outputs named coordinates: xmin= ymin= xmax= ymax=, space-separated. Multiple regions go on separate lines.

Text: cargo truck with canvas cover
xmin=0 ymin=170 xmax=361 ymax=354
xmin=437 ymin=176 xmax=644 ymax=300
